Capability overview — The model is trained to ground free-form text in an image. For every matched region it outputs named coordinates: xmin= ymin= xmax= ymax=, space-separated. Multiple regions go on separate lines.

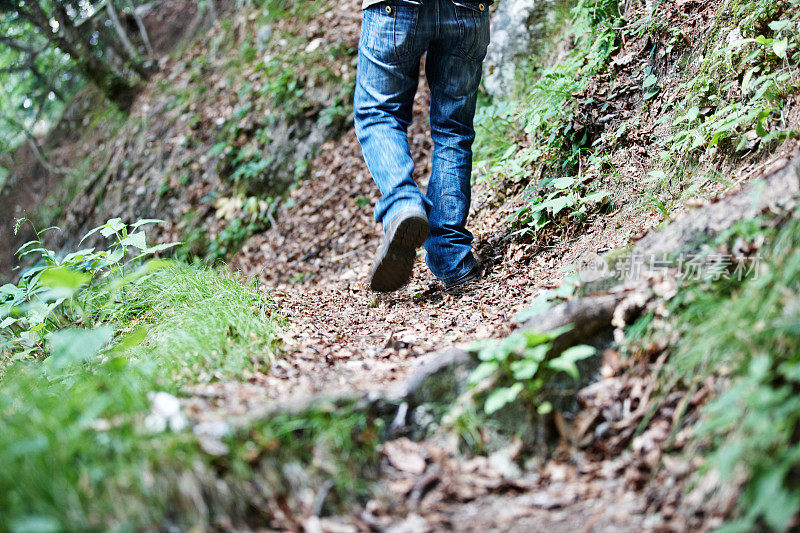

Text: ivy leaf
xmin=772 ymin=38 xmax=789 ymax=59
xmin=754 ymin=35 xmax=772 ymax=46
xmin=120 ymin=231 xmax=148 ymax=251
xmin=547 ymin=345 xmax=596 ymax=380
xmin=467 ymin=361 xmax=499 ymax=385
xmin=768 ymin=20 xmax=791 ymax=32
xmin=642 ymin=74 xmax=658 ymax=88
xmin=551 ymin=176 xmax=575 ymax=190
xmin=484 ymin=383 xmax=524 ymax=414
xmin=644 ymin=88 xmax=660 ymax=100
xmin=143 ymin=243 xmax=179 ymax=254
xmin=583 ymin=190 xmax=609 ymax=203
xmin=99 ymin=218 xmax=126 ymax=238
xmin=131 ymin=219 xmax=163 ymax=229
xmin=510 ymin=347 xmax=547 ymax=380
xmin=540 ymin=194 xmax=573 ymax=215
xmin=521 ymin=325 xmax=572 ymax=346
xmin=755 ymin=110 xmax=770 ymax=138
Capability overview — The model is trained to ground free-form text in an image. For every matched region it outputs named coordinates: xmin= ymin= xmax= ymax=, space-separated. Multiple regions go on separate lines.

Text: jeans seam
xmin=397 ymin=6 xmax=421 ymax=63
xmin=435 ymin=0 xmax=440 ymax=39
xmin=392 ymin=10 xmax=400 ymax=63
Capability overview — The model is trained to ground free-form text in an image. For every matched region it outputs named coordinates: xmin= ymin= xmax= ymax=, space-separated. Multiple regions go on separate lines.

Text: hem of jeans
xmin=381 ymin=200 xmax=428 ymax=228
xmin=437 ymin=258 xmax=477 ymax=286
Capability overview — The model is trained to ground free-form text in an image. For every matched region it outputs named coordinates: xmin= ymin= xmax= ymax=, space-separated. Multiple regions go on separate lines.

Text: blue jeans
xmin=354 ymin=0 xmax=490 ymax=285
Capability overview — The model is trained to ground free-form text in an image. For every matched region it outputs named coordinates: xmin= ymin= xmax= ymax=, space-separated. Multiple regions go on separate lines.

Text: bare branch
xmin=105 ymin=1 xmax=140 ymax=62
xmin=128 ymin=0 xmax=154 ymax=57
xmin=0 ymin=114 xmax=72 ymax=175
xmin=0 ymin=35 xmax=47 ymax=55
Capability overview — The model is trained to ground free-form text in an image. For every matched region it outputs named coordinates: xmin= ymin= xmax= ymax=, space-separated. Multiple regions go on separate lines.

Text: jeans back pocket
xmin=452 ymin=0 xmax=491 ymax=62
xmin=361 ymin=2 xmax=421 ymax=64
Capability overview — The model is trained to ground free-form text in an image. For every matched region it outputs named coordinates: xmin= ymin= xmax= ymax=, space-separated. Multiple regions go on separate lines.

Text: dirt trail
xmin=227 ymin=77 xmax=629 ymax=409
xmin=190 ymin=3 xmax=754 ymax=529
xmin=219 ymin=69 xmax=661 ymax=533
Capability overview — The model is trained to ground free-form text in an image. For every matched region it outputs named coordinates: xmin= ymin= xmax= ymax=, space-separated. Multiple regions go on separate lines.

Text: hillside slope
xmin=1 ymin=0 xmax=800 ymax=530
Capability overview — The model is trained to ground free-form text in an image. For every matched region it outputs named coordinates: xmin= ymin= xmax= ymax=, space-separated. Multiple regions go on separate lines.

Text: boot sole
xmin=369 ymin=215 xmax=429 ymax=292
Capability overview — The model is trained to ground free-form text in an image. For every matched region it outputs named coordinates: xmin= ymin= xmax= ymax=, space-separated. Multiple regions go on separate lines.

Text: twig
xmin=310 ymin=480 xmax=334 ymax=517
xmin=106 ymin=0 xmax=141 ymax=62
xmin=128 ymin=0 xmax=154 ymax=58
xmin=610 ymin=349 xmax=669 ymax=431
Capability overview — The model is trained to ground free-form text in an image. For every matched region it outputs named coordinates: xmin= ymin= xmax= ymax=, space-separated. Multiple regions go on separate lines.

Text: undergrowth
xmin=168 ymin=0 xmax=356 ymax=264
xmin=654 ymin=0 xmax=800 ymax=197
xmin=0 ymin=219 xmax=379 ymax=530
xmin=473 ymin=0 xmax=618 ymax=238
xmin=474 ymin=0 xmax=800 ymax=236
xmin=626 ymin=207 xmax=800 ymax=530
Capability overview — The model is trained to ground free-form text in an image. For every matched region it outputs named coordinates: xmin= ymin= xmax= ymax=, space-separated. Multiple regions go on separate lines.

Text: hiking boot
xmin=369 ymin=209 xmax=429 ymax=292
xmin=444 ymin=262 xmax=483 ymax=295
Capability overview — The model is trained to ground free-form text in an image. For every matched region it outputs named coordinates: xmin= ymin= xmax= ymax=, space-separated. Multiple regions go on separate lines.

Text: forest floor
xmin=228 ymin=79 xmax=647 ymax=405
xmin=3 ymin=0 xmax=800 ymax=530
xmin=221 ymin=102 xmax=649 ymax=531
xmin=217 ymin=69 xmax=686 ymax=533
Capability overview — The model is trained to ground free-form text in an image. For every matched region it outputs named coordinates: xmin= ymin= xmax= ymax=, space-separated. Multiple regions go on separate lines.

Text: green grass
xmin=0 ymin=262 xmax=277 ymax=529
xmin=113 ymin=263 xmax=280 ymax=382
xmin=625 ymin=208 xmax=800 ymax=530
xmin=0 ymin=221 xmax=380 ymax=530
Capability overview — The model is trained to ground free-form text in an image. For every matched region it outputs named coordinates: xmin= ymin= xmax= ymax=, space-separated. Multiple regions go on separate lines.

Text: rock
xmin=382 ymin=438 xmax=427 ymax=475
xmin=305 ymin=38 xmax=324 ymax=53
xmin=193 ymin=420 xmax=231 ymax=440
xmin=484 ymin=0 xmax=558 ymax=97
xmin=198 ymin=436 xmax=229 ymax=456
xmin=488 ymin=449 xmax=523 ymax=479
xmin=386 ymin=514 xmax=428 ymax=533
xmin=145 ymin=391 xmax=188 ymax=433
xmin=257 ymin=24 xmax=274 ymax=50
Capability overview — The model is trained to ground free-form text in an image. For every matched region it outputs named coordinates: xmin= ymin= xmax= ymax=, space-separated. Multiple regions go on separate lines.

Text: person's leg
xmin=356 ymin=1 xmax=436 ymax=291
xmin=354 ymin=1 xmax=431 ymax=230
xmin=423 ymin=0 xmax=490 ymax=285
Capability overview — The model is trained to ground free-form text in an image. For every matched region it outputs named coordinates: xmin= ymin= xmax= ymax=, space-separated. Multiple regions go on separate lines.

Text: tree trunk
xmin=21 ymin=1 xmax=140 ymax=111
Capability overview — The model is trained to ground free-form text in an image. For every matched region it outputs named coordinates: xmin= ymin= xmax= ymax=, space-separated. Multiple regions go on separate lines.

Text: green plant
xmin=0 ymin=219 xmax=385 ymax=530
xmin=1 ymin=218 xmax=177 ymax=361
xmin=654 ymin=1 xmax=799 ymax=196
xmin=473 ymin=0 xmax=619 ymax=239
xmin=512 ymin=175 xmax=609 ymax=237
xmin=625 ymin=208 xmax=800 ymax=530
xmin=468 ymin=327 xmax=596 ymax=415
